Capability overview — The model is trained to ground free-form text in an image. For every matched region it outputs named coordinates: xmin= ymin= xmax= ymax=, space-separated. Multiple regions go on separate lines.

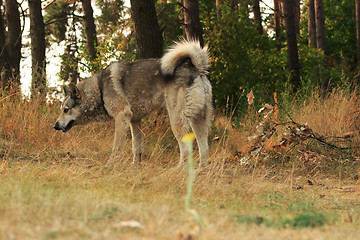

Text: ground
xmin=0 ymin=154 xmax=359 ymax=240
xmin=0 ymin=90 xmax=359 ymax=239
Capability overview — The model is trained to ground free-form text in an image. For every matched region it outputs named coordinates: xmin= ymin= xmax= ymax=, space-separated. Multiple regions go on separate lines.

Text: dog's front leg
xmin=111 ymin=108 xmax=133 ymax=159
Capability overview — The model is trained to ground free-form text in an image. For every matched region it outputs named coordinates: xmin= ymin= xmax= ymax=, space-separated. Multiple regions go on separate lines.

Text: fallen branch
xmin=240 ymin=102 xmax=356 ymax=165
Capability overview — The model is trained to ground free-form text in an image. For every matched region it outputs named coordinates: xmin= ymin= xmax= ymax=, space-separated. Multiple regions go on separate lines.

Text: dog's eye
xmin=64 ymin=109 xmax=69 ymax=114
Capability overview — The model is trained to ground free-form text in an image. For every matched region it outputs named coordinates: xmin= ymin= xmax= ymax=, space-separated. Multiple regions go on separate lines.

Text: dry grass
xmin=291 ymin=88 xmax=360 ymax=136
xmin=0 ymin=88 xmax=359 ymax=239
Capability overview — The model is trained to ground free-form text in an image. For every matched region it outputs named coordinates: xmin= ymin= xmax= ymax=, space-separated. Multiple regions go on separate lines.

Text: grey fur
xmin=54 ymin=40 xmax=212 ymax=168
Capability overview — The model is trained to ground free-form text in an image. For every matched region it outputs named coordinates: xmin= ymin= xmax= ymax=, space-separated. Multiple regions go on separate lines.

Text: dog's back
xmin=101 ymin=40 xmax=211 ymax=124
xmin=101 ymin=59 xmax=167 ymax=121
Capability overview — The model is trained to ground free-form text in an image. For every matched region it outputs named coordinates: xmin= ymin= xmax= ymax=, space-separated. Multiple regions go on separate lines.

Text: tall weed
xmin=290 ymin=87 xmax=360 ymax=136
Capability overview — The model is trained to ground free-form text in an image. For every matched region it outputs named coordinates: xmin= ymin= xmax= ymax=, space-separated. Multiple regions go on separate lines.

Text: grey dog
xmin=54 ymin=40 xmax=213 ymax=168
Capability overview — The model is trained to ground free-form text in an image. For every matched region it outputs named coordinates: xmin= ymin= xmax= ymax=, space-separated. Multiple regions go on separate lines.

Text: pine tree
xmin=274 ymin=0 xmax=281 ymax=51
xmin=5 ymin=0 xmax=21 ymax=86
xmin=81 ymin=0 xmax=98 ymax=61
xmin=356 ymin=0 xmax=360 ymax=67
xmin=183 ymin=0 xmax=203 ymax=46
xmin=308 ymin=0 xmax=317 ymax=47
xmin=130 ymin=0 xmax=163 ymax=59
xmin=252 ymin=0 xmax=263 ymax=35
xmin=315 ymin=0 xmax=328 ymax=92
xmin=29 ymin=0 xmax=46 ymax=96
xmin=282 ymin=0 xmax=300 ymax=92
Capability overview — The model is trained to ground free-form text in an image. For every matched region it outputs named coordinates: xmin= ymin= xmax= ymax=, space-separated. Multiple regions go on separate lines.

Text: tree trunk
xmin=5 ymin=0 xmax=21 ymax=87
xmin=216 ymin=0 xmax=223 ymax=21
xmin=356 ymin=0 xmax=360 ymax=67
xmin=130 ymin=0 xmax=163 ymax=59
xmin=252 ymin=0 xmax=263 ymax=35
xmin=29 ymin=0 xmax=46 ymax=96
xmin=315 ymin=0 xmax=328 ymax=92
xmin=308 ymin=0 xmax=317 ymax=47
xmin=81 ymin=0 xmax=98 ymax=61
xmin=279 ymin=0 xmax=284 ymax=25
xmin=68 ymin=10 xmax=79 ymax=85
xmin=315 ymin=0 xmax=326 ymax=52
xmin=274 ymin=0 xmax=281 ymax=51
xmin=183 ymin=0 xmax=204 ymax=47
xmin=282 ymin=0 xmax=301 ymax=92
xmin=294 ymin=0 xmax=300 ymax=34
xmin=0 ymin=0 xmax=9 ymax=88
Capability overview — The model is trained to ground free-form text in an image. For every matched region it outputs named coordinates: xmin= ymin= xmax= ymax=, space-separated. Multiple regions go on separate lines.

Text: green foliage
xmin=156 ymin=1 xmax=183 ymax=47
xmin=236 ymin=212 xmax=328 ymax=229
xmin=236 ymin=215 xmax=264 ymax=225
xmin=199 ymin=0 xmax=360 ymax=116
xmin=95 ymin=0 xmax=128 ymax=36
xmin=44 ymin=1 xmax=73 ymax=43
xmin=59 ymin=45 xmax=79 ymax=84
xmin=57 ymin=0 xmax=136 ymax=82
xmin=299 ymin=0 xmax=357 ymax=87
xmin=237 ymin=193 xmax=329 ymax=229
xmin=281 ymin=44 xmax=326 ymax=103
xmin=280 ymin=212 xmax=327 ymax=229
xmin=324 ymin=0 xmax=356 ymax=69
xmin=82 ymin=1 xmax=136 ymax=73
xmin=204 ymin=4 xmax=288 ymax=115
xmin=78 ymin=37 xmax=135 ymax=75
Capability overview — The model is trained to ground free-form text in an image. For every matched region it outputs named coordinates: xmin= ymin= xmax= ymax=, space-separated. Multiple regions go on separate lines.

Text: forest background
xmin=1 ymin=0 xmax=359 ymax=114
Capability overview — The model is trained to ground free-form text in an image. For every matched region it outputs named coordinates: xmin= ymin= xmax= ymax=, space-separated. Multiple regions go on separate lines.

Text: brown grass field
xmin=0 ymin=88 xmax=359 ymax=240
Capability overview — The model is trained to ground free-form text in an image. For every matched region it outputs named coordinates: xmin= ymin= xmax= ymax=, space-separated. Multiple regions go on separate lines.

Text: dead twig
xmin=239 ymin=102 xmax=355 ymax=165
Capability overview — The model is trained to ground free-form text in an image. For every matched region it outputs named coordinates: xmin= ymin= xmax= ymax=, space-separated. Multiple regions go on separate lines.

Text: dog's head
xmin=54 ymin=84 xmax=83 ymax=132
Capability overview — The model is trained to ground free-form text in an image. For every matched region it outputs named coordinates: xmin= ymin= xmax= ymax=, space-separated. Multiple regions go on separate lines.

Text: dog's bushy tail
xmin=160 ymin=39 xmax=209 ymax=79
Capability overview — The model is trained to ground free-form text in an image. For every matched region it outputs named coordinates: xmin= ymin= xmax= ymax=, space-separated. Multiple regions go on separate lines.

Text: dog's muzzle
xmin=53 ymin=120 xmax=75 ymax=133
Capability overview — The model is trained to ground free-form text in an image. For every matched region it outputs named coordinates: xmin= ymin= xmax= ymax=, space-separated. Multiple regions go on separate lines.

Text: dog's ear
xmin=63 ymin=85 xmax=71 ymax=96
xmin=64 ymin=84 xmax=81 ymax=100
xmin=69 ymin=84 xmax=81 ymax=100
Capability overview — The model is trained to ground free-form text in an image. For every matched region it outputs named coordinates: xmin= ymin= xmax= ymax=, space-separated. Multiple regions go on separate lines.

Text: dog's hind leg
xmin=190 ymin=118 xmax=209 ymax=168
xmin=170 ymin=120 xmax=189 ymax=169
xmin=111 ymin=105 xmax=133 ymax=159
xmin=130 ymin=120 xmax=142 ymax=163
xmin=165 ymin=88 xmax=192 ymax=168
xmin=167 ymin=102 xmax=189 ymax=168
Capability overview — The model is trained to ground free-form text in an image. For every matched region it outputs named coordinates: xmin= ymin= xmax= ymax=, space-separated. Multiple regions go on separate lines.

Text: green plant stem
xmin=185 ymin=142 xmax=194 ymax=212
